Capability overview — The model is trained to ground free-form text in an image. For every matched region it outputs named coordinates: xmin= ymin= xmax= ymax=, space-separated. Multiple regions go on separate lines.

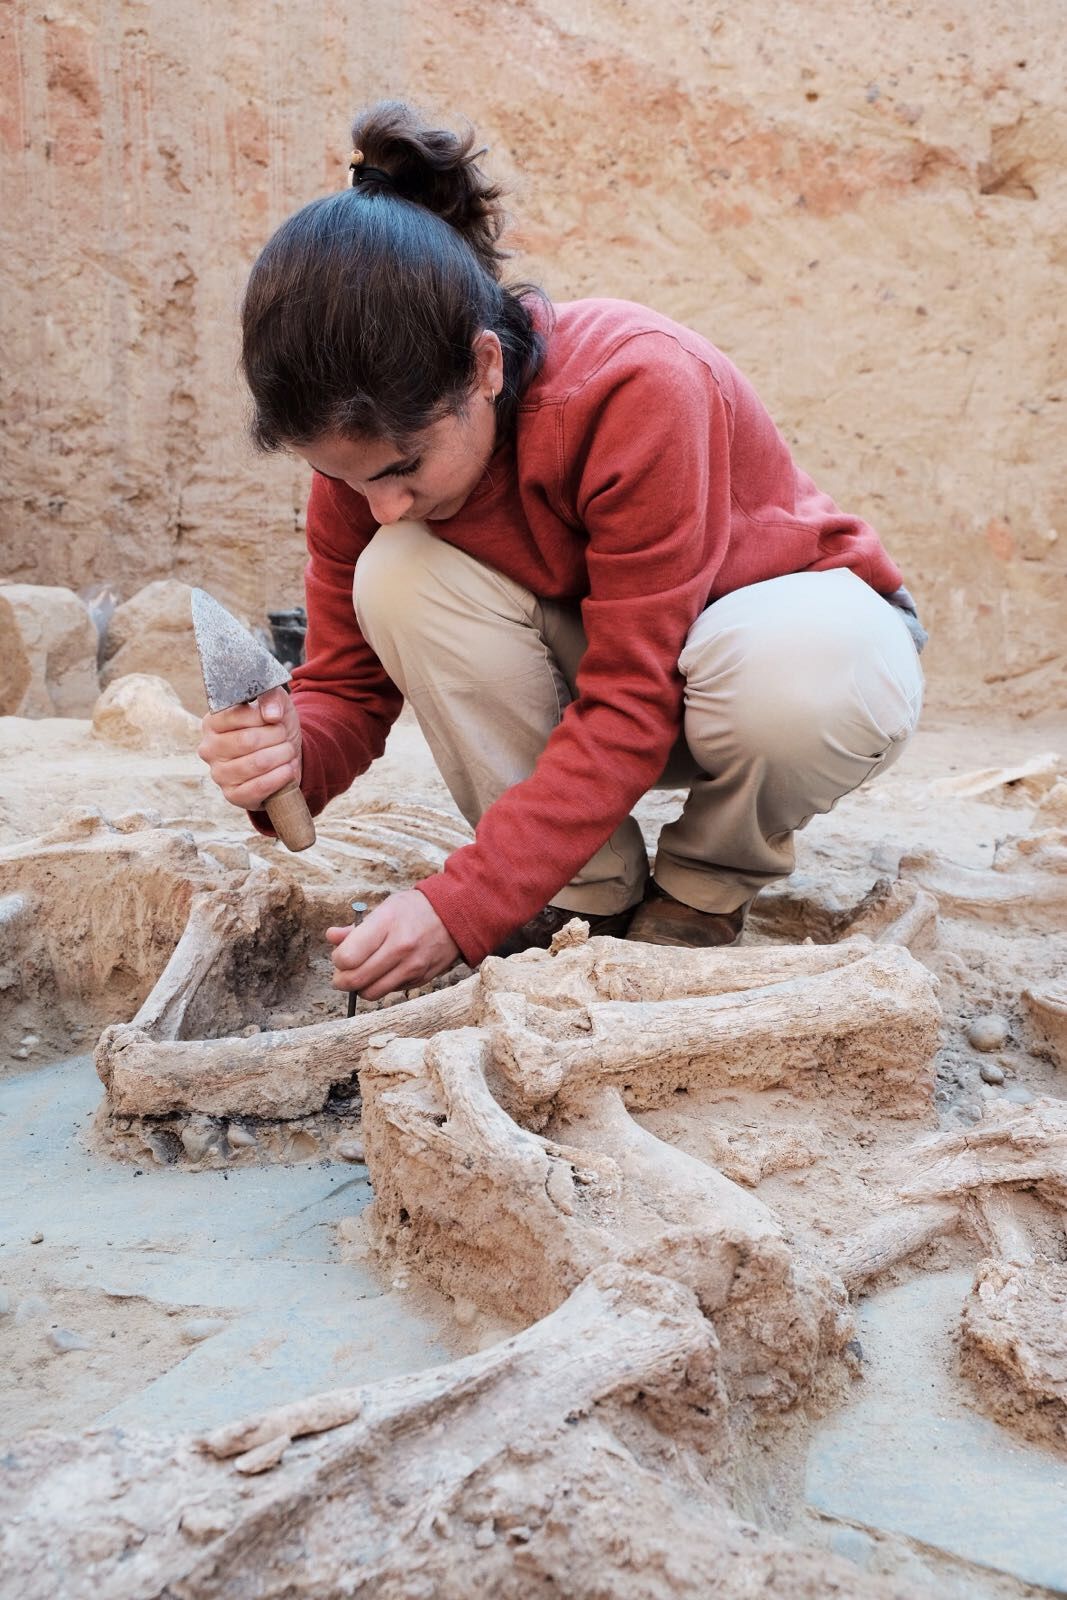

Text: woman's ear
xmin=473 ymin=329 xmax=504 ymax=399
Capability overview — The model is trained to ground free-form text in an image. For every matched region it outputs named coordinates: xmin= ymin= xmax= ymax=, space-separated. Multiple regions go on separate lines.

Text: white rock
xmin=48 ymin=1327 xmax=93 ymax=1354
xmin=0 ymin=584 xmax=99 ymax=717
xmin=979 ymin=1060 xmax=1006 ymax=1085
xmin=966 ymin=1015 xmax=1010 ymax=1053
xmin=91 ymin=674 xmax=202 ymax=753
xmin=100 ymin=579 xmax=225 ymax=714
xmin=336 ymin=1139 xmax=365 ymax=1163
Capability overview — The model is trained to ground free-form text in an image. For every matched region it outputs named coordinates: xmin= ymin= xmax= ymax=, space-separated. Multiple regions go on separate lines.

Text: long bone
xmin=361 ymin=1027 xmax=848 ymax=1408
xmin=0 ymin=1264 xmax=908 ymax=1600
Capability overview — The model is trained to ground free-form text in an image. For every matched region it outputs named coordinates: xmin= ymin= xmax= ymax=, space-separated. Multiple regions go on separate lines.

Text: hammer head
xmin=191 ymin=588 xmax=291 ymax=713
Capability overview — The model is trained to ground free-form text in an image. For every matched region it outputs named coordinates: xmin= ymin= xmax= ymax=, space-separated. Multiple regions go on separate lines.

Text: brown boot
xmin=626 ymin=881 xmax=751 ymax=948
xmin=490 ymin=902 xmax=637 ymax=960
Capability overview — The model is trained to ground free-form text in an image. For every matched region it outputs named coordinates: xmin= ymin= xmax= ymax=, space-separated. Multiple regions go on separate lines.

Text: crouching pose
xmin=198 ymin=102 xmax=925 ymax=1000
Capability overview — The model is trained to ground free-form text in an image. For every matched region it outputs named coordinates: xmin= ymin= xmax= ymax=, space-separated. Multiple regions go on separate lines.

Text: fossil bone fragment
xmin=0 ymin=1265 xmax=909 ymax=1600
xmin=830 ymin=1098 xmax=1067 ymax=1287
xmin=98 ymin=929 xmax=940 ymax=1123
xmin=959 ymin=1257 xmax=1067 ymax=1453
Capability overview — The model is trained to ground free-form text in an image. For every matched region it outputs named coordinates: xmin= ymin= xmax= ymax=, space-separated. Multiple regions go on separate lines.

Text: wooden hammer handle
xmin=264 ymin=778 xmax=316 ymax=852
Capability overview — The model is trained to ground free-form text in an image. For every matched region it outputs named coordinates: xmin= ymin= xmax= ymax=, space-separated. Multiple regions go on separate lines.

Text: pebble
xmin=180 ymin=1317 xmax=226 ymax=1344
xmin=20 ymin=1034 xmax=39 ymax=1049
xmin=1001 ymin=1082 xmax=1035 ymax=1105
xmin=473 ymin=1521 xmax=496 ymax=1550
xmin=226 ymin=1124 xmax=257 ymax=1149
xmin=957 ymin=1101 xmax=983 ymax=1125
xmin=48 ymin=1327 xmax=92 ymax=1354
xmin=966 ymin=1015 xmax=1010 ymax=1053
xmin=979 ymin=1061 xmax=1005 ymax=1085
xmin=240 ymin=1024 xmax=261 ymax=1038
xmin=180 ymin=1116 xmax=218 ymax=1163
xmin=0 ymin=1287 xmax=12 ymax=1316
xmin=29 ymin=1231 xmax=43 ymax=1245
xmin=336 ymin=1138 xmax=366 ymax=1163
xmin=13 ymin=1048 xmax=29 ymax=1060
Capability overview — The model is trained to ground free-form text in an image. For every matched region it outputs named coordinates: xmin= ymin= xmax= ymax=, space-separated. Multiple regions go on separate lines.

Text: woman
xmin=198 ymin=101 xmax=925 ymax=1001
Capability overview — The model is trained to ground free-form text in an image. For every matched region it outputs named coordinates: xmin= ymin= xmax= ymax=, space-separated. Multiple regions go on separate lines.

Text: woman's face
xmin=294 ymin=333 xmax=503 ymax=527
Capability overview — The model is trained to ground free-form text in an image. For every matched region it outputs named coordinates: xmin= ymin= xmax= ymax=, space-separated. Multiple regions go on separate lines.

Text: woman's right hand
xmin=197 ymin=687 xmax=303 ymax=812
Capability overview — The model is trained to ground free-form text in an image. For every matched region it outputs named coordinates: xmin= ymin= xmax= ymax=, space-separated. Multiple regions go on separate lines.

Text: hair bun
xmin=349 ymin=100 xmax=508 ymax=280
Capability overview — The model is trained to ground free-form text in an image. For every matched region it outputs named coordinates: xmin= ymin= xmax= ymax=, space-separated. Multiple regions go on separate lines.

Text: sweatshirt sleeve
xmin=249 ymin=472 xmax=403 ymax=834
xmin=415 ymin=333 xmax=733 ymax=963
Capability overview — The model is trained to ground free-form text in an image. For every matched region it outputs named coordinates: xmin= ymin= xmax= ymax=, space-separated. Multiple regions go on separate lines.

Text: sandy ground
xmin=1 ymin=703 xmax=1066 ymax=1598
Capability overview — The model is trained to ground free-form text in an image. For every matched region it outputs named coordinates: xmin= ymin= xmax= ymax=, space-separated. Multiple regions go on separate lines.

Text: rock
xmin=91 ymin=674 xmax=202 ymax=753
xmin=0 ymin=584 xmax=98 ymax=717
xmin=336 ymin=1138 xmax=365 ymax=1163
xmin=99 ymin=579 xmax=213 ymax=715
xmin=957 ymin=1101 xmax=983 ymax=1125
xmin=180 ymin=1115 xmax=218 ymax=1163
xmin=179 ymin=1317 xmax=226 ymax=1344
xmin=226 ymin=1123 xmax=257 ymax=1149
xmin=473 ymin=1521 xmax=496 ymax=1550
xmin=145 ymin=1129 xmax=183 ymax=1166
xmin=966 ymin=1015 xmax=1010 ymax=1053
xmin=19 ymin=1034 xmax=39 ymax=1048
xmin=28 ymin=1231 xmax=43 ymax=1245
xmin=1002 ymin=1083 xmax=1035 ymax=1106
xmin=48 ymin=1327 xmax=92 ymax=1354
xmin=979 ymin=1061 xmax=1006 ymax=1085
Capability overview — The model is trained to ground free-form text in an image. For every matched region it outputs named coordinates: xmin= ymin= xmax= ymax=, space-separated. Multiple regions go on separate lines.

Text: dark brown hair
xmin=241 ymin=101 xmax=547 ymax=451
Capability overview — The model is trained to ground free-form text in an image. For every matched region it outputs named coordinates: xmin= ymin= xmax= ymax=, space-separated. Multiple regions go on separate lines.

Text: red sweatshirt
xmin=276 ymin=298 xmax=903 ymax=965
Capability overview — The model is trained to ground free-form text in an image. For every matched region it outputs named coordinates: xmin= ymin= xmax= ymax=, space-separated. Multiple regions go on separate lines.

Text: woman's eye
xmin=390 ymin=458 xmax=421 ymax=479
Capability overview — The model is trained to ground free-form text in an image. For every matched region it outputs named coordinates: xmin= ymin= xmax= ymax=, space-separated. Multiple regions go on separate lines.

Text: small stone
xmin=226 ymin=1124 xmax=256 ymax=1149
xmin=20 ymin=1034 xmax=39 ymax=1048
xmin=145 ymin=1129 xmax=183 ymax=1166
xmin=473 ymin=1520 xmax=496 ymax=1549
xmin=966 ymin=1015 xmax=1010 ymax=1052
xmin=240 ymin=1024 xmax=261 ymax=1038
xmin=13 ymin=1048 xmax=29 ymax=1060
xmin=15 ymin=1295 xmax=48 ymax=1323
xmin=48 ymin=1327 xmax=92 ymax=1353
xmin=336 ymin=1138 xmax=365 ymax=1163
xmin=979 ymin=1060 xmax=1006 ymax=1085
xmin=180 ymin=1115 xmax=218 ymax=1163
xmin=1001 ymin=1082 xmax=1035 ymax=1105
xmin=29 ymin=1231 xmax=44 ymax=1244
xmin=180 ymin=1317 xmax=226 ymax=1344
xmin=957 ymin=1101 xmax=983 ymax=1125
xmin=508 ymin=1525 xmax=532 ymax=1544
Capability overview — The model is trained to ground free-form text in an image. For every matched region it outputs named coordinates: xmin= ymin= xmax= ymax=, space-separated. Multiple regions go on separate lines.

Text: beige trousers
xmin=355 ymin=521 xmax=924 ymax=916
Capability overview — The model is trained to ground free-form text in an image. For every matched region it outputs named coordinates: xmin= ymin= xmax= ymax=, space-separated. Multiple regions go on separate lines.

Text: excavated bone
xmin=0 ymin=1265 xmax=907 ymax=1600
xmin=361 ymin=1023 xmax=848 ymax=1408
xmin=99 ymin=931 xmax=939 ymax=1122
xmin=960 ymin=1257 xmax=1067 ymax=1454
xmin=0 ymin=815 xmax=227 ymax=1058
xmin=1022 ymin=978 xmax=1067 ymax=1067
xmin=748 ymin=875 xmax=937 ymax=951
xmin=900 ymin=843 xmax=1067 ymax=930
xmin=830 ymin=1099 xmax=1067 ymax=1286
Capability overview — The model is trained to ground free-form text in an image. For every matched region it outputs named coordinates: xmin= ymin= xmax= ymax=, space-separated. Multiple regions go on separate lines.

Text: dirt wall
xmin=2 ymin=1 xmax=1064 ymax=711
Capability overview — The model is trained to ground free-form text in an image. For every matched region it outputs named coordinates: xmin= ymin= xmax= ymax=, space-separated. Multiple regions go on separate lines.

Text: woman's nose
xmin=365 ymin=484 xmax=415 ymax=525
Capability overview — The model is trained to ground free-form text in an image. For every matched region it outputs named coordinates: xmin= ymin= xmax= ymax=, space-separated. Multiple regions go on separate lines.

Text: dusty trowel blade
xmin=191 ymin=588 xmax=291 ymax=713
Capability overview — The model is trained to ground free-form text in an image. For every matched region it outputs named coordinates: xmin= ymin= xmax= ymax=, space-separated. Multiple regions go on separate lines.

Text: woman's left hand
xmin=326 ymin=890 xmax=460 ymax=1001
